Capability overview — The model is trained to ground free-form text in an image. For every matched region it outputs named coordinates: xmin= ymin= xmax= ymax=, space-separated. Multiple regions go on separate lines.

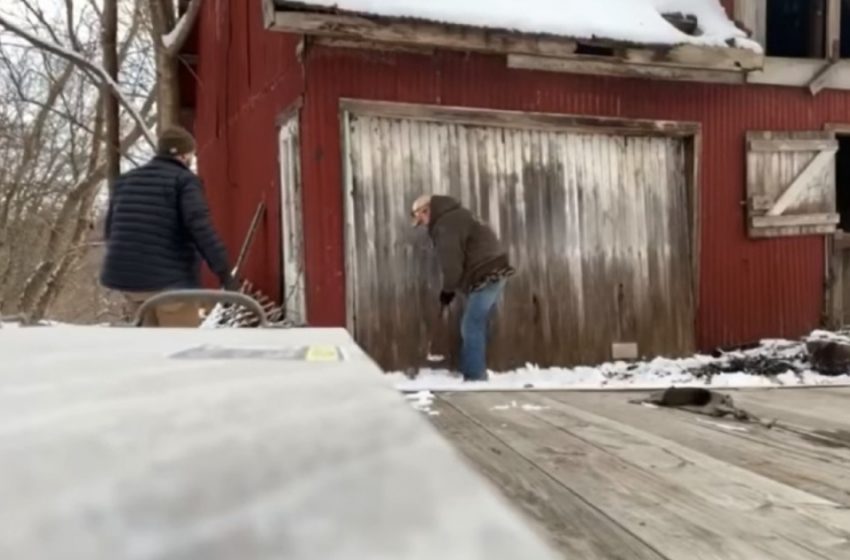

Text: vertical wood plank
xmin=564 ymin=134 xmax=587 ymax=361
xmin=735 ymin=0 xmax=767 ymax=48
xmin=345 ymin=113 xmax=695 ymax=370
xmin=279 ymin=114 xmax=307 ymax=325
xmin=828 ymin=0 xmax=841 ymax=58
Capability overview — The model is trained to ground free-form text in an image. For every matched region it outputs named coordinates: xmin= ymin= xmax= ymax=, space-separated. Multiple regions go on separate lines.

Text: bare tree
xmin=149 ymin=0 xmax=201 ymax=130
xmin=0 ymin=0 xmax=205 ymax=322
xmin=0 ymin=0 xmax=158 ymax=321
xmin=0 ymin=9 xmax=155 ymax=147
xmin=103 ymin=0 xmax=120 ymax=183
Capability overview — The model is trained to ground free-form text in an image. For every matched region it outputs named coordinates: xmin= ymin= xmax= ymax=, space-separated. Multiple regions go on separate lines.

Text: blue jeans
xmin=459 ymin=279 xmax=506 ymax=381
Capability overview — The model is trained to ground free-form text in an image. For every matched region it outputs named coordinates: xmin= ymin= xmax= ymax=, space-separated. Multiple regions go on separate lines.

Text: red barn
xmin=179 ymin=0 xmax=850 ymax=371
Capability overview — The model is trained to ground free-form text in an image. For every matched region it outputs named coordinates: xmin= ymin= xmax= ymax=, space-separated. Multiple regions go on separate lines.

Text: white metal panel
xmin=0 ymin=327 xmax=559 ymax=560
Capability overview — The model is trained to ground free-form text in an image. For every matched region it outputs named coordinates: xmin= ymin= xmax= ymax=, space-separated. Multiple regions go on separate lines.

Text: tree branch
xmin=0 ymin=13 xmax=156 ymax=149
xmin=18 ymin=0 xmax=66 ymax=48
xmin=164 ymin=0 xmax=202 ymax=56
xmin=63 ymin=0 xmax=83 ymax=52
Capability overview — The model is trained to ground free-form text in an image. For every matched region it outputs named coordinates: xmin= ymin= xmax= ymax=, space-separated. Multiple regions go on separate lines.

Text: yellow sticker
xmin=305 ymin=345 xmax=340 ymax=362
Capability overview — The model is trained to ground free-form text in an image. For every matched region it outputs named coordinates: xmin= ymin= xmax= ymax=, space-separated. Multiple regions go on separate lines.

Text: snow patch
xmin=405 ymin=390 xmax=439 ymax=415
xmin=289 ymin=0 xmax=760 ymax=51
xmin=807 ymin=329 xmax=850 ymax=345
xmin=695 ymin=418 xmax=749 ymax=432
xmin=491 ymin=401 xmax=549 ymax=412
xmin=0 ymin=319 xmax=86 ymax=329
xmin=391 ymin=337 xmax=850 ymax=392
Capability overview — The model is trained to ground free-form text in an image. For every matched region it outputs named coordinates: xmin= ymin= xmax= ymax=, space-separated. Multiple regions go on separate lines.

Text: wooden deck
xmin=430 ymin=388 xmax=850 ymax=560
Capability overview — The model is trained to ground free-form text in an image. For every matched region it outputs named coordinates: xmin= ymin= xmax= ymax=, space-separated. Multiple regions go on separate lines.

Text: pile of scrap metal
xmin=200 ymin=280 xmax=288 ymax=328
xmin=690 ymin=351 xmax=804 ymax=380
xmin=199 ymin=201 xmax=293 ymax=329
xmin=685 ymin=333 xmax=850 ymax=380
xmin=806 ymin=333 xmax=850 ymax=376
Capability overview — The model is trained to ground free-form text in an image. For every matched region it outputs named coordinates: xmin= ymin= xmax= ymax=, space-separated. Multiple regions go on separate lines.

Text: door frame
xmin=823 ymin=122 xmax=850 ymax=328
xmin=339 ymin=99 xmax=702 ymax=353
xmin=277 ymin=101 xmax=307 ymax=326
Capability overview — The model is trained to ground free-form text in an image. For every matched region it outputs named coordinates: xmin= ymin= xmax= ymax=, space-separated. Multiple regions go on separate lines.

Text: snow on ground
xmin=808 ymin=329 xmax=850 ymax=344
xmin=405 ymin=391 xmax=440 ymax=416
xmin=287 ymin=0 xmax=760 ymax=51
xmin=392 ymin=338 xmax=850 ymax=393
xmin=491 ymin=401 xmax=549 ymax=412
xmin=0 ymin=320 xmax=97 ymax=329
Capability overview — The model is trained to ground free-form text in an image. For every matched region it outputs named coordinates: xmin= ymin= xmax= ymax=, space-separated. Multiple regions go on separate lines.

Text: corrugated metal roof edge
xmin=270 ymin=0 xmax=762 ymax=57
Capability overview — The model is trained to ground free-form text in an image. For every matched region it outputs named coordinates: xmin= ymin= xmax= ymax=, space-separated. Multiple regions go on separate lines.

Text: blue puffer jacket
xmin=100 ymin=156 xmax=232 ymax=292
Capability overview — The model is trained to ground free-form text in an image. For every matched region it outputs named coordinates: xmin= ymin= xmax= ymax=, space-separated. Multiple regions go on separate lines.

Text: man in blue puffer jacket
xmin=101 ymin=126 xmax=238 ymax=326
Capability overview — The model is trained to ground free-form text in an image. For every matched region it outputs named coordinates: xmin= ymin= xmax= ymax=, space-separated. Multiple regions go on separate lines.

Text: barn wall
xmin=300 ymin=45 xmax=850 ymax=351
xmin=191 ymin=0 xmax=304 ymax=299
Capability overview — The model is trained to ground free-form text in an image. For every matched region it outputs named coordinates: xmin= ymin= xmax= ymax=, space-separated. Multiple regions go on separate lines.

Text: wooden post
xmin=734 ymin=0 xmax=767 ymax=48
xmin=827 ymin=0 xmax=842 ymax=59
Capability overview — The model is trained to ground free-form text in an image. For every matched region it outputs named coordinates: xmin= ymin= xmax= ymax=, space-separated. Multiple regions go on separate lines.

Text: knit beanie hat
xmin=157 ymin=126 xmax=196 ymax=157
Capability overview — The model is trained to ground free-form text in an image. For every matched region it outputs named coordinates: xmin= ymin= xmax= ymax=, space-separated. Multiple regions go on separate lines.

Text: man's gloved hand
xmin=223 ymin=275 xmax=242 ymax=292
xmin=439 ymin=291 xmax=455 ymax=307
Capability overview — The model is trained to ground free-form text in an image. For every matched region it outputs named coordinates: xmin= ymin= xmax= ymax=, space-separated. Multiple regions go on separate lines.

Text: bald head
xmin=410 ymin=194 xmax=432 ymax=227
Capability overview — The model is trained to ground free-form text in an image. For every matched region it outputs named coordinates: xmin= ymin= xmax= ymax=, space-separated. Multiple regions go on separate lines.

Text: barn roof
xmin=273 ymin=0 xmax=760 ymax=53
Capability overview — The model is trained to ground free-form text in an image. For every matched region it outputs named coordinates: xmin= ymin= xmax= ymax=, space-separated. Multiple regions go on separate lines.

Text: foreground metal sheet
xmin=0 ymin=327 xmax=558 ymax=560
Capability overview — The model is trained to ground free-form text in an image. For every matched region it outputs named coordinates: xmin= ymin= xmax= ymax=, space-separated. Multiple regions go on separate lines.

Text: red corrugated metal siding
xmin=300 ymin=45 xmax=848 ymax=350
xmin=191 ymin=0 xmax=304 ymax=299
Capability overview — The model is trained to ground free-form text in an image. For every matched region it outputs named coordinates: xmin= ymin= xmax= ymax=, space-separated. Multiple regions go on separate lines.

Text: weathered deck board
xmin=522 ymin=394 xmax=850 ymax=556
xmin=736 ymin=386 xmax=850 ymax=410
xmin=440 ymin=391 xmax=850 ymax=560
xmin=430 ymin=399 xmax=667 ymax=560
xmin=732 ymin=389 xmax=850 ymax=429
xmin=0 ymin=328 xmax=560 ymax=560
xmin=728 ymin=390 xmax=850 ymax=451
xmin=548 ymin=391 xmax=850 ymax=506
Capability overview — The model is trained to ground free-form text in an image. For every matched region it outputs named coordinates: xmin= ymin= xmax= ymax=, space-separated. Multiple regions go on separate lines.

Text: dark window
xmin=836 ymin=136 xmax=850 ymax=231
xmin=767 ymin=0 xmax=826 ymax=58
xmin=842 ymin=0 xmax=850 ymax=57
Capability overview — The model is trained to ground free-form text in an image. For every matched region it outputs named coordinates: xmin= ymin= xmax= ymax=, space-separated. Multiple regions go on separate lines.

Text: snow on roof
xmin=279 ymin=0 xmax=761 ymax=52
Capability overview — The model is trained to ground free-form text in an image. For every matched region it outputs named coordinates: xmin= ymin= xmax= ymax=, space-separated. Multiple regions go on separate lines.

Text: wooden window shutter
xmin=746 ymin=131 xmax=839 ymax=238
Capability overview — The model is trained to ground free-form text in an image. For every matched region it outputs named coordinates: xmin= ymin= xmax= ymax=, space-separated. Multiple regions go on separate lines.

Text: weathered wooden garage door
xmin=343 ymin=104 xmax=696 ymax=372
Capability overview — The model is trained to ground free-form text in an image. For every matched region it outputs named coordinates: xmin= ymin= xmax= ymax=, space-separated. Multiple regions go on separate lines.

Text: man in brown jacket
xmin=411 ymin=194 xmax=514 ymax=381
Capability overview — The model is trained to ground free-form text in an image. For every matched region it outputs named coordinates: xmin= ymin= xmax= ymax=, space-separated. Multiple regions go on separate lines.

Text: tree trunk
xmin=102 ymin=0 xmax=120 ymax=184
xmin=156 ymin=49 xmax=181 ymax=131
xmin=148 ymin=0 xmax=182 ymax=132
xmin=17 ymin=184 xmax=90 ymax=313
xmin=32 ymin=187 xmax=99 ymax=321
xmin=0 ymin=64 xmax=74 ymax=310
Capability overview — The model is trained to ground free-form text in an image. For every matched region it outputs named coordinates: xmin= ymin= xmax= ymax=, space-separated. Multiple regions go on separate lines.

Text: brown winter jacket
xmin=428 ymin=196 xmax=512 ymax=293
